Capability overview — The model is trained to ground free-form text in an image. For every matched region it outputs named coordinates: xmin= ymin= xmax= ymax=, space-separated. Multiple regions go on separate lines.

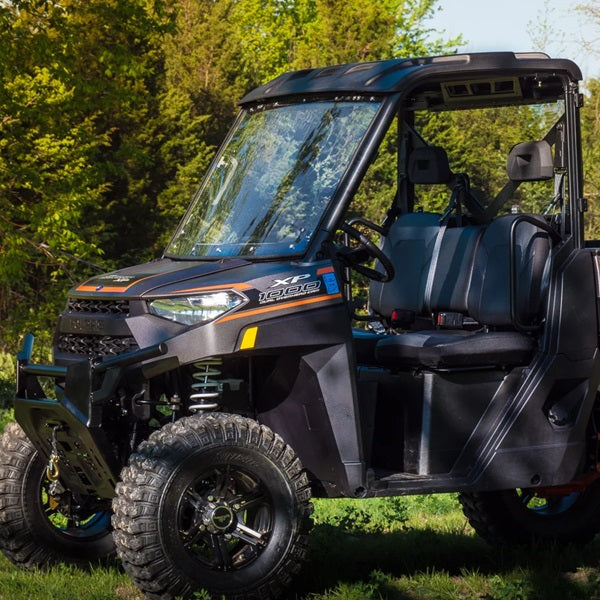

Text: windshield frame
xmin=163 ymin=96 xmax=388 ymax=262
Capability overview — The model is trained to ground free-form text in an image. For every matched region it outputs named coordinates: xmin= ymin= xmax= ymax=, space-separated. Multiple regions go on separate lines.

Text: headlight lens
xmin=149 ymin=291 xmax=245 ymax=325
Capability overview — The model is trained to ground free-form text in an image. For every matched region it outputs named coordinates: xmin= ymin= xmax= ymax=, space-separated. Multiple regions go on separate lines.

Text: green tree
xmin=291 ymin=0 xmax=458 ymax=66
xmin=0 ymin=3 xmax=106 ymax=348
xmin=0 ymin=0 xmax=170 ymax=348
xmin=418 ymin=104 xmax=559 ymax=215
xmin=155 ymin=0 xmax=303 ymax=240
xmin=580 ymin=78 xmax=600 ymax=239
xmin=57 ymin=0 xmax=173 ymax=263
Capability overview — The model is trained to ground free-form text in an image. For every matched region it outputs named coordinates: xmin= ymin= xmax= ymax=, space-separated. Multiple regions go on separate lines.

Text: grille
xmin=66 ymin=298 xmax=130 ymax=316
xmin=57 ymin=333 xmax=139 ymax=358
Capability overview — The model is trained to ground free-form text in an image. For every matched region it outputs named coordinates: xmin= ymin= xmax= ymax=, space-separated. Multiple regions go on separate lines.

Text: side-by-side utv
xmin=2 ymin=51 xmax=600 ymax=599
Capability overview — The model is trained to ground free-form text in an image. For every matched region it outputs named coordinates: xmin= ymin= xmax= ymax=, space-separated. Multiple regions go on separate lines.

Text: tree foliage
xmin=581 ymin=78 xmax=600 ymax=239
xmin=0 ymin=0 xmax=171 ymax=344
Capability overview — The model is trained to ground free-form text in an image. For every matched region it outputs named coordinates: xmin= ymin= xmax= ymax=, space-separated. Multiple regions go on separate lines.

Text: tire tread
xmin=0 ymin=421 xmax=115 ymax=569
xmin=113 ymin=413 xmax=312 ymax=600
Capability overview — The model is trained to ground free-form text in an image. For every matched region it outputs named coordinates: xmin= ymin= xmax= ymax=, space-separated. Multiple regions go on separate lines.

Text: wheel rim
xmin=516 ymin=488 xmax=580 ymax=517
xmin=176 ymin=463 xmax=273 ymax=572
xmin=40 ymin=477 xmax=111 ymax=540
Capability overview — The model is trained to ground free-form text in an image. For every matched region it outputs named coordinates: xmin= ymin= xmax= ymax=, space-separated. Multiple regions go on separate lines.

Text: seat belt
xmin=423 ymin=221 xmax=447 ymax=314
xmin=424 ymin=181 xmax=464 ymax=314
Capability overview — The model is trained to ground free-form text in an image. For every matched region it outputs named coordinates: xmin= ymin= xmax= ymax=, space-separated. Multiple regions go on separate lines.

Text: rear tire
xmin=0 ymin=422 xmax=115 ymax=568
xmin=459 ymin=480 xmax=600 ymax=546
xmin=112 ymin=413 xmax=312 ymax=600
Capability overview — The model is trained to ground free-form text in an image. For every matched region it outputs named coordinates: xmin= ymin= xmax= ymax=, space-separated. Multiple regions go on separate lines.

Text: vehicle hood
xmin=69 ymin=258 xmax=252 ymax=299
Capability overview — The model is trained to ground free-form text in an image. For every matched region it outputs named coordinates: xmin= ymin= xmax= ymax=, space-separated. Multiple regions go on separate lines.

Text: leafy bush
xmin=0 ymin=408 xmax=13 ymax=432
xmin=313 ymin=497 xmax=409 ymax=534
xmin=406 ymin=493 xmax=461 ymax=516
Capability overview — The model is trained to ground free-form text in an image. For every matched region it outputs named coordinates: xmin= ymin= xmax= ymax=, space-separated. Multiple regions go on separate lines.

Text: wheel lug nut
xmin=207 ymin=495 xmax=214 ymax=502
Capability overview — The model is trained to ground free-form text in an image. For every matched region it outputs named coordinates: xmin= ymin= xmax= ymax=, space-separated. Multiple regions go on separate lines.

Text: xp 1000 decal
xmin=216 ymin=265 xmax=342 ymax=324
xmin=258 ymin=266 xmax=339 ymax=305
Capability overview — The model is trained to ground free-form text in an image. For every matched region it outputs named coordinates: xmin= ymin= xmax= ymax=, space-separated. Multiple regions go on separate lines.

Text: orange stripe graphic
xmin=218 ymin=293 xmax=343 ymax=323
xmin=77 ymin=285 xmax=137 ymax=292
xmin=76 ymin=264 xmax=212 ymax=293
xmin=170 ymin=283 xmax=253 ymax=294
xmin=77 ymin=273 xmax=173 ymax=293
xmin=77 ymin=280 xmax=252 ymax=294
xmin=317 ymin=266 xmax=335 ymax=275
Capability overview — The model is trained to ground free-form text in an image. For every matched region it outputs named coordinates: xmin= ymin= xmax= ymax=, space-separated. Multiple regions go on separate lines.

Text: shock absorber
xmin=189 ymin=358 xmax=223 ymax=412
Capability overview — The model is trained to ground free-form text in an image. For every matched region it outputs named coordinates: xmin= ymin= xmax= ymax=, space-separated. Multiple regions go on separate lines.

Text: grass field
xmin=0 ymin=408 xmax=599 ymax=599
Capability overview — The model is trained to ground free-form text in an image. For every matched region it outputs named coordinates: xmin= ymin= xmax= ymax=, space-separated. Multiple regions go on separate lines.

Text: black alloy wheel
xmin=112 ymin=413 xmax=312 ymax=600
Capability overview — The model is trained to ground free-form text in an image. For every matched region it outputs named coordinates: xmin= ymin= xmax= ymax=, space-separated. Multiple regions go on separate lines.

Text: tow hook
xmin=46 ymin=455 xmax=60 ymax=481
xmin=45 ymin=425 xmax=64 ymax=483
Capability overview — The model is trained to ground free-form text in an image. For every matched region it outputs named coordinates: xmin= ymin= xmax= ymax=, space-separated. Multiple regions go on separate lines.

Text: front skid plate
xmin=15 ymin=395 xmax=119 ymax=499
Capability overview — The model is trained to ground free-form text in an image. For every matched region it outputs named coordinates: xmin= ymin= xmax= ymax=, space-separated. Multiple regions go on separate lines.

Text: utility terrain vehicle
xmin=2 ymin=51 xmax=600 ymax=599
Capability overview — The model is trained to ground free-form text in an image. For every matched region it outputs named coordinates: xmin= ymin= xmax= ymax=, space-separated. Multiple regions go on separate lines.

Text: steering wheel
xmin=338 ymin=222 xmax=394 ymax=282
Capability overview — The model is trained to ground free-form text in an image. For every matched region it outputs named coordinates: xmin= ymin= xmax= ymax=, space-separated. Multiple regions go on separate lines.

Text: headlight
xmin=149 ymin=291 xmax=245 ymax=325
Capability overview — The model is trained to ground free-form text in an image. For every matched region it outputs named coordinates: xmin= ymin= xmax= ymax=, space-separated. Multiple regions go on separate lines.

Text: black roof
xmin=240 ymin=52 xmax=582 ymax=105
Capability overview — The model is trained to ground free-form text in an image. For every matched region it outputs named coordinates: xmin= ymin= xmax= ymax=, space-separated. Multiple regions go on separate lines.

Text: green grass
xmin=0 ymin=411 xmax=599 ymax=599
xmin=302 ymin=495 xmax=600 ymax=600
xmin=0 ymin=491 xmax=599 ymax=599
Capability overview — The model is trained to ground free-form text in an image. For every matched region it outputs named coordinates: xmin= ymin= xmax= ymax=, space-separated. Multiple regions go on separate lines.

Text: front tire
xmin=460 ymin=480 xmax=600 ymax=546
xmin=0 ymin=422 xmax=115 ymax=568
xmin=112 ymin=413 xmax=313 ymax=600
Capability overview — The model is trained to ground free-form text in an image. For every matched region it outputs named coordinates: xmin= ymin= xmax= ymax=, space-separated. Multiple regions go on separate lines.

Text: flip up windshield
xmin=166 ymin=100 xmax=381 ymax=259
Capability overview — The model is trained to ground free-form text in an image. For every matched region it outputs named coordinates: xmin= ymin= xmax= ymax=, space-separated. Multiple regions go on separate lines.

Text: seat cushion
xmin=375 ymin=330 xmax=534 ymax=369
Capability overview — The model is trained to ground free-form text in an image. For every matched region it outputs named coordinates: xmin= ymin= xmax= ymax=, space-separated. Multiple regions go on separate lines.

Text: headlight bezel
xmin=148 ymin=289 xmax=247 ymax=326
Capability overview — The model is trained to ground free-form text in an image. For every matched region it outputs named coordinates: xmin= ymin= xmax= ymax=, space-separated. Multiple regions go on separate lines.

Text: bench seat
xmin=375 ymin=329 xmax=534 ymax=369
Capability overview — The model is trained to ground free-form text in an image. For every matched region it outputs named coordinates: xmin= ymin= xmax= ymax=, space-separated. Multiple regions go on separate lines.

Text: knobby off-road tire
xmin=112 ymin=413 xmax=313 ymax=600
xmin=459 ymin=480 xmax=600 ymax=546
xmin=0 ymin=422 xmax=115 ymax=568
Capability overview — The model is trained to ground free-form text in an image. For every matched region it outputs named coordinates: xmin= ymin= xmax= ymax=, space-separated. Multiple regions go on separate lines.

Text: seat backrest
xmin=370 ymin=146 xmax=453 ymax=318
xmin=408 ymin=146 xmax=453 ymax=185
xmin=507 ymin=140 xmax=554 ymax=182
xmin=370 ymin=215 xmax=483 ymax=319
xmin=370 ymin=212 xmax=440 ymax=317
xmin=370 ymin=213 xmax=551 ymax=329
xmin=428 ymin=225 xmax=483 ymax=314
xmin=467 ymin=214 xmax=551 ymax=327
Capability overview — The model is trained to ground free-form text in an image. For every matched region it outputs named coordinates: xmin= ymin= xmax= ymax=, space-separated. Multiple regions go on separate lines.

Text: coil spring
xmin=189 ymin=358 xmax=223 ymax=412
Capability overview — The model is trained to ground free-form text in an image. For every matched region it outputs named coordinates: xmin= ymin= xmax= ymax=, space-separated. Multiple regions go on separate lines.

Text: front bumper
xmin=15 ymin=333 xmax=168 ymax=498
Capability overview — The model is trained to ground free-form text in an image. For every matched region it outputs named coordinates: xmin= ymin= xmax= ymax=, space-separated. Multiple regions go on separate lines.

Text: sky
xmin=428 ymin=0 xmax=600 ymax=80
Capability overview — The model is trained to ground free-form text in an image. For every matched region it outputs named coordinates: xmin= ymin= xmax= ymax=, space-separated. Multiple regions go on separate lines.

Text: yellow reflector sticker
xmin=240 ymin=326 xmax=258 ymax=350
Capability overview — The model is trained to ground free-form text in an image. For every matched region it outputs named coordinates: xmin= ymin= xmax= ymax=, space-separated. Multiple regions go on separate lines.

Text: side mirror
xmin=506 ymin=140 xmax=553 ymax=181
